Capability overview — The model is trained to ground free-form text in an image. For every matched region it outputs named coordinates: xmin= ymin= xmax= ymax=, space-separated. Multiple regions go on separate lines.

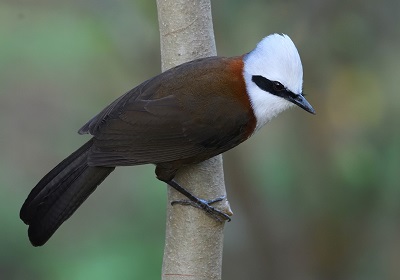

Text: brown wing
xmin=79 ymin=56 xmax=255 ymax=167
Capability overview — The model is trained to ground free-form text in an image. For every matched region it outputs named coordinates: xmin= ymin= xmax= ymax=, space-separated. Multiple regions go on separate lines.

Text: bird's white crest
xmin=243 ymin=34 xmax=304 ymax=131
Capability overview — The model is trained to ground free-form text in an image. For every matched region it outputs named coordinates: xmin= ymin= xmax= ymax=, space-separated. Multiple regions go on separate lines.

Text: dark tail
xmin=20 ymin=139 xmax=114 ymax=246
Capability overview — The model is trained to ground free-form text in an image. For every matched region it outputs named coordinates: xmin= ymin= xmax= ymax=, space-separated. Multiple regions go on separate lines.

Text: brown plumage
xmin=20 ymin=56 xmax=256 ymax=246
xmin=81 ymin=56 xmax=256 ymax=178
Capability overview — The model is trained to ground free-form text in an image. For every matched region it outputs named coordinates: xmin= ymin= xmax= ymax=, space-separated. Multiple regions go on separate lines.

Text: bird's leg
xmin=165 ymin=179 xmax=231 ymax=222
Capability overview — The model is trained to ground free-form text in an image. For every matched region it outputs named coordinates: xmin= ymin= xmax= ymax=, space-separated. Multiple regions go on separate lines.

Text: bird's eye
xmin=272 ymin=81 xmax=285 ymax=92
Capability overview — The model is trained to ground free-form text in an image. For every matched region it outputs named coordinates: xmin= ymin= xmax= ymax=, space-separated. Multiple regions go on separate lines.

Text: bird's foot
xmin=171 ymin=195 xmax=231 ymax=222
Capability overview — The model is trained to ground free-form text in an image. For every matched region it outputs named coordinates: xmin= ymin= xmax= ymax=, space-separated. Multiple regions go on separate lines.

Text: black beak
xmin=287 ymin=94 xmax=315 ymax=115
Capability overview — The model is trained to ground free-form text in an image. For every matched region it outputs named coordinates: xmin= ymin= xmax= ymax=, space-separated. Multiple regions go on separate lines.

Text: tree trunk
xmin=156 ymin=1 xmax=231 ymax=279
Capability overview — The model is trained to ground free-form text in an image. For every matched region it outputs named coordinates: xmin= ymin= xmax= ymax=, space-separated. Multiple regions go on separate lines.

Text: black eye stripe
xmin=252 ymin=75 xmax=297 ymax=99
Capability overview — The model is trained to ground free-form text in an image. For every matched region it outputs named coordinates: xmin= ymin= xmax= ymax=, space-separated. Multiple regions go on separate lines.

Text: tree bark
xmin=156 ymin=1 xmax=232 ymax=279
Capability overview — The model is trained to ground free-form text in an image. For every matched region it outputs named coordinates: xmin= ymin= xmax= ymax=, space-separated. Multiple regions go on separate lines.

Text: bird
xmin=20 ymin=33 xmax=315 ymax=247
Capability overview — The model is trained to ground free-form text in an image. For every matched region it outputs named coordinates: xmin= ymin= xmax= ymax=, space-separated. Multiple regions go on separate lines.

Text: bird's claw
xmin=171 ymin=195 xmax=231 ymax=222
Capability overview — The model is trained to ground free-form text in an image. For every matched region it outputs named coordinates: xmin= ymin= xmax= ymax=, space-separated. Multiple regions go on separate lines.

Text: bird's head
xmin=243 ymin=33 xmax=315 ymax=131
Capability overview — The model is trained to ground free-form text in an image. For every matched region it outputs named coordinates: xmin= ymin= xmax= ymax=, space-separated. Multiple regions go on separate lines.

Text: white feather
xmin=243 ymin=34 xmax=303 ymax=131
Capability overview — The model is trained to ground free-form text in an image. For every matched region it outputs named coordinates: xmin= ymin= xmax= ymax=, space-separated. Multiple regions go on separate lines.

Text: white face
xmin=243 ymin=34 xmax=304 ymax=131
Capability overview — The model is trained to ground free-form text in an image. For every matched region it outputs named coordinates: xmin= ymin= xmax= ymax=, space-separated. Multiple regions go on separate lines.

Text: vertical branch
xmin=157 ymin=0 xmax=216 ymax=70
xmin=156 ymin=1 xmax=231 ymax=279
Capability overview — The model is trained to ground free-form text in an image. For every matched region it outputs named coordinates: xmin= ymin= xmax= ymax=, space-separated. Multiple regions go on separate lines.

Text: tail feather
xmin=20 ymin=139 xmax=114 ymax=246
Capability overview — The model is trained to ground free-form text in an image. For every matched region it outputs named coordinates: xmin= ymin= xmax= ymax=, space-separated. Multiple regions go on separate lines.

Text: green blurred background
xmin=2 ymin=0 xmax=400 ymax=279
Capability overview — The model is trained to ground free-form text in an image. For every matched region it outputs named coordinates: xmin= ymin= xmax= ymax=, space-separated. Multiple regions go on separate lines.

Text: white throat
xmin=243 ymin=34 xmax=303 ymax=131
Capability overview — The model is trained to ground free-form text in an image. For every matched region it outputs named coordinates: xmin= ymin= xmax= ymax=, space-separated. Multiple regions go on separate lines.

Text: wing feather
xmin=79 ymin=57 xmax=254 ymax=167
